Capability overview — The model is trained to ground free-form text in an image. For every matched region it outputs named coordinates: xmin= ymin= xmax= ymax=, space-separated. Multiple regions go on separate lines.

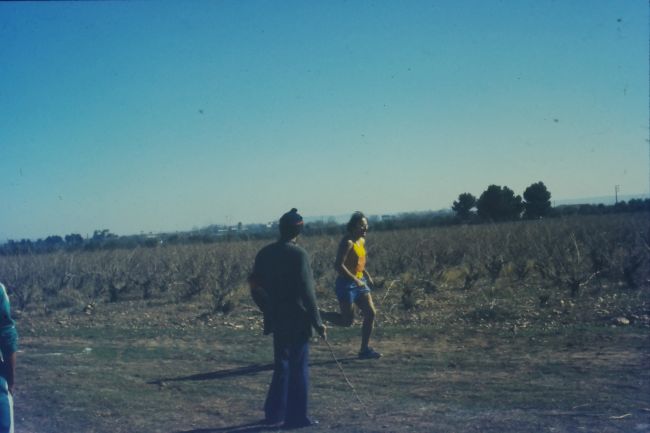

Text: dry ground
xmin=11 ymin=296 xmax=650 ymax=433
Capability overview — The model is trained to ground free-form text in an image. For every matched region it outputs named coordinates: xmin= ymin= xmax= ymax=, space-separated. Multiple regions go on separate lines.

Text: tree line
xmin=1 ymin=181 xmax=648 ymax=255
xmin=452 ymin=181 xmax=551 ymax=221
xmin=452 ymin=181 xmax=650 ymax=223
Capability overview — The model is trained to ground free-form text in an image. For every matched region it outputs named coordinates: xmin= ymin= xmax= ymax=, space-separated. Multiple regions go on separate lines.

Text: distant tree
xmin=92 ymin=229 xmax=116 ymax=242
xmin=452 ymin=193 xmax=477 ymax=220
xmin=65 ymin=233 xmax=84 ymax=247
xmin=476 ymin=185 xmax=523 ymax=221
xmin=20 ymin=239 xmax=33 ymax=253
xmin=44 ymin=235 xmax=65 ymax=251
xmin=8 ymin=239 xmax=34 ymax=254
xmin=523 ymin=181 xmax=552 ymax=219
xmin=0 ymin=240 xmax=29 ymax=255
xmin=628 ymin=198 xmax=650 ymax=212
xmin=613 ymin=200 xmax=629 ymax=212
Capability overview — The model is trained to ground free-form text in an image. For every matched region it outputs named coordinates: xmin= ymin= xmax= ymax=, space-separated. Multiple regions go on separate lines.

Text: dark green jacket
xmin=250 ymin=240 xmax=323 ymax=344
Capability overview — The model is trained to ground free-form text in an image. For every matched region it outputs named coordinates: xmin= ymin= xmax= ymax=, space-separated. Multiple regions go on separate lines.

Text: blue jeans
xmin=0 ymin=377 xmax=13 ymax=433
xmin=264 ymin=335 xmax=310 ymax=425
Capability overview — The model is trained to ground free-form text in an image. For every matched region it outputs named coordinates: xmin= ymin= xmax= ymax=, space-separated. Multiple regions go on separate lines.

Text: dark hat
xmin=279 ymin=208 xmax=304 ymax=228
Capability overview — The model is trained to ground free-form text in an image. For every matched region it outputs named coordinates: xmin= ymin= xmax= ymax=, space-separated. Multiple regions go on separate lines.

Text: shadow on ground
xmin=149 ymin=357 xmax=359 ymax=384
xmin=175 ymin=420 xmax=282 ymax=433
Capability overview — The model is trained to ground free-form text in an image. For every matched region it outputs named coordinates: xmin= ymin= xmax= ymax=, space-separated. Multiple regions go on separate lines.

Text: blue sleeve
xmin=0 ymin=284 xmax=17 ymax=357
xmin=0 ymin=329 xmax=17 ymax=359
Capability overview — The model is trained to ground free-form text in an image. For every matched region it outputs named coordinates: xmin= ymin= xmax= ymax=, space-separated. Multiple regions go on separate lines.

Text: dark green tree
xmin=44 ymin=235 xmax=65 ymax=251
xmin=523 ymin=181 xmax=552 ymax=219
xmin=452 ymin=193 xmax=477 ymax=219
xmin=65 ymin=233 xmax=84 ymax=246
xmin=92 ymin=229 xmax=116 ymax=241
xmin=476 ymin=184 xmax=523 ymax=221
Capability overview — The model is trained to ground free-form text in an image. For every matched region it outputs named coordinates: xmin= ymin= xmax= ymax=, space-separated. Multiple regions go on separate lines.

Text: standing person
xmin=0 ymin=282 xmax=17 ymax=433
xmin=329 ymin=211 xmax=381 ymax=359
xmin=249 ymin=208 xmax=326 ymax=429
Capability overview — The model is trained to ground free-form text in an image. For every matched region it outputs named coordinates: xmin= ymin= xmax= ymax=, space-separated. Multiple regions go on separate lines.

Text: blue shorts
xmin=335 ymin=276 xmax=371 ymax=304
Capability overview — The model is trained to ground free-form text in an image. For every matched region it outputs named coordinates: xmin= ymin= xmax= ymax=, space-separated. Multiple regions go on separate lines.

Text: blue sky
xmin=1 ymin=0 xmax=647 ymax=240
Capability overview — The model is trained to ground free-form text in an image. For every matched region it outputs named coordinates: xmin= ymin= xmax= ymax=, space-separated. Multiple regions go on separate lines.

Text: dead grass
xmin=12 ymin=297 xmax=650 ymax=433
xmin=7 ymin=212 xmax=649 ymax=432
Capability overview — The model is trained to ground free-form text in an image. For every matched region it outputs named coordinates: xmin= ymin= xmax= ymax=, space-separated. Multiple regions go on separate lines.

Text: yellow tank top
xmin=344 ymin=238 xmax=366 ymax=278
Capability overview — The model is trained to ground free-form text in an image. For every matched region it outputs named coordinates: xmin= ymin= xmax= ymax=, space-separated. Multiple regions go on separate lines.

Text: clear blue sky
xmin=1 ymin=0 xmax=648 ymax=240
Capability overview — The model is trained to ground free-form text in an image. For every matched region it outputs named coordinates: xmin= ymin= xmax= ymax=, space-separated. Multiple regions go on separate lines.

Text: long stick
xmin=323 ymin=338 xmax=372 ymax=418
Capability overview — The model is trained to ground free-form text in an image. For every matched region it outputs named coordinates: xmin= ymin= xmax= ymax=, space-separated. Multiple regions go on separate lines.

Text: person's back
xmin=249 ymin=208 xmax=325 ymax=428
xmin=252 ymin=240 xmax=320 ymax=344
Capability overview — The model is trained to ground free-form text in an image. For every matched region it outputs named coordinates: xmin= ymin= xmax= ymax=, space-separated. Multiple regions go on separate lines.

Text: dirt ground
xmin=10 ymin=298 xmax=650 ymax=433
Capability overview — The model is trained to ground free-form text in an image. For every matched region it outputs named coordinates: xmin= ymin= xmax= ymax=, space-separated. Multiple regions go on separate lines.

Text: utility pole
xmin=615 ymin=185 xmax=620 ymax=204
